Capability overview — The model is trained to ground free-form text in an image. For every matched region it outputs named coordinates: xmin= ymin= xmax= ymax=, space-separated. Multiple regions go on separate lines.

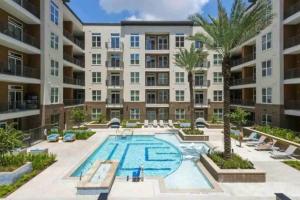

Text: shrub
xmin=71 ymin=107 xmax=86 ymax=126
xmin=97 ymin=114 xmax=107 ymax=124
xmin=283 ymin=160 xmax=300 ymax=171
xmin=182 ymin=129 xmax=204 ymax=135
xmin=255 ymin=126 xmax=299 ymax=144
xmin=208 ymin=152 xmax=254 ymax=169
xmin=0 ymin=125 xmax=23 ymax=161
xmin=74 ymin=130 xmax=96 ymax=140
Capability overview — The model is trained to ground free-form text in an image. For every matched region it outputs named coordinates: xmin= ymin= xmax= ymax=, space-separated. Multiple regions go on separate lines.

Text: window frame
xmin=50 ymin=87 xmax=59 ymax=104
xmin=130 ymin=108 xmax=140 ymax=120
xmin=130 ymin=72 xmax=140 ymax=84
xmin=213 ymin=90 xmax=223 ymax=102
xmin=92 ymin=90 xmax=101 ymax=101
xmin=92 ymin=53 xmax=101 ymax=65
xmin=262 ymin=87 xmax=272 ymax=104
xmin=92 ymin=72 xmax=101 ymax=83
xmin=175 ymin=34 xmax=185 ymax=48
xmin=130 ymin=33 xmax=140 ymax=48
xmin=92 ymin=33 xmax=101 ymax=48
xmin=175 ymin=90 xmax=185 ymax=102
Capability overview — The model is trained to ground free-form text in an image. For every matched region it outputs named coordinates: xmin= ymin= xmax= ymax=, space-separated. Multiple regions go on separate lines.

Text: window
xmin=262 ymin=32 xmax=272 ymax=51
xmin=50 ymin=88 xmax=58 ymax=104
xmin=92 ymin=72 xmax=101 ymax=83
xmin=130 ymin=54 xmax=139 ymax=65
xmin=262 ymin=60 xmax=272 ymax=77
xmin=50 ymin=1 xmax=59 ymax=25
xmin=175 ymin=34 xmax=185 ymax=48
xmin=92 ymin=54 xmax=101 ymax=65
xmin=213 ymin=90 xmax=223 ymax=101
xmin=213 ymin=72 xmax=223 ymax=83
xmin=175 ymin=72 xmax=184 ymax=83
xmin=213 ymin=109 xmax=223 ymax=121
xmin=130 ymin=90 xmax=140 ymax=101
xmin=262 ymin=88 xmax=272 ymax=103
xmin=262 ymin=114 xmax=272 ymax=126
xmin=130 ymin=72 xmax=140 ymax=84
xmin=175 ymin=109 xmax=185 ymax=120
xmin=50 ymin=60 xmax=59 ymax=76
xmin=130 ymin=34 xmax=139 ymax=48
xmin=92 ymin=33 xmax=101 ymax=48
xmin=50 ymin=32 xmax=59 ymax=49
xmin=158 ymin=73 xmax=168 ymax=85
xmin=195 ymin=40 xmax=203 ymax=49
xmin=213 ymin=54 xmax=222 ymax=65
xmin=92 ymin=90 xmax=101 ymax=101
xmin=91 ymin=108 xmax=101 ymax=120
xmin=176 ymin=90 xmax=184 ymax=101
xmin=130 ymin=108 xmax=140 ymax=120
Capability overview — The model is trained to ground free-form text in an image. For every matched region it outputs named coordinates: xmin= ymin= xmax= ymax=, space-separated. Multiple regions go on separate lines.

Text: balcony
xmin=195 ymin=61 xmax=210 ymax=70
xmin=106 ymin=61 xmax=124 ymax=70
xmin=231 ymin=55 xmax=255 ymax=67
xmin=106 ymin=98 xmax=124 ymax=108
xmin=285 ymin=34 xmax=300 ymax=49
xmin=145 ymin=80 xmax=169 ymax=87
xmin=194 ymin=101 xmax=209 ymax=108
xmin=105 ymin=42 xmax=123 ymax=52
xmin=63 ymin=77 xmax=85 ymax=86
xmin=146 ymin=43 xmax=169 ymax=51
xmin=284 ymin=1 xmax=300 ymax=19
xmin=63 ymin=53 xmax=84 ymax=68
xmin=12 ymin=0 xmax=39 ymax=18
xmin=64 ymin=99 xmax=84 ymax=107
xmin=285 ymin=100 xmax=300 ymax=110
xmin=285 ymin=67 xmax=300 ymax=80
xmin=63 ymin=29 xmax=84 ymax=50
xmin=230 ymin=77 xmax=256 ymax=86
xmin=231 ymin=99 xmax=255 ymax=107
xmin=194 ymin=80 xmax=210 ymax=88
xmin=106 ymin=80 xmax=124 ymax=88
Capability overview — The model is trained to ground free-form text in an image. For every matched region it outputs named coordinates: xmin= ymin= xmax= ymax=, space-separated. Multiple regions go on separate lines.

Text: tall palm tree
xmin=190 ymin=0 xmax=271 ymax=159
xmin=174 ymin=44 xmax=208 ymax=131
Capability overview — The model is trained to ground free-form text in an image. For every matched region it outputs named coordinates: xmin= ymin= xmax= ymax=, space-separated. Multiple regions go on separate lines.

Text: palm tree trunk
xmin=222 ymin=56 xmax=232 ymax=159
xmin=188 ymin=72 xmax=195 ymax=130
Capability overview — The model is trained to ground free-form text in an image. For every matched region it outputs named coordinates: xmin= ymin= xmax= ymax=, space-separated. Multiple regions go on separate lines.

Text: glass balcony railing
xmin=63 ymin=54 xmax=84 ymax=68
xmin=12 ymin=0 xmax=40 ymax=18
xmin=0 ymin=100 xmax=39 ymax=114
xmin=285 ymin=67 xmax=300 ymax=79
xmin=64 ymin=99 xmax=84 ymax=106
xmin=0 ymin=62 xmax=40 ymax=79
xmin=63 ymin=77 xmax=85 ymax=86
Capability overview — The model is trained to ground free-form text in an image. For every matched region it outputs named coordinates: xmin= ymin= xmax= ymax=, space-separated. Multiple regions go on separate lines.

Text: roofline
xmin=120 ymin=21 xmax=195 ymax=26
xmin=63 ymin=2 xmax=83 ymax=24
xmin=82 ymin=23 xmax=121 ymax=26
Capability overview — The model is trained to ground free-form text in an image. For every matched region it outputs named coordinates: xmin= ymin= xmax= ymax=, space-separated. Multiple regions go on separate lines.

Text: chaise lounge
xmin=246 ymin=135 xmax=267 ymax=147
xmin=63 ymin=131 xmax=76 ymax=142
xmin=47 ymin=134 xmax=60 ymax=142
xmin=270 ymin=145 xmax=298 ymax=159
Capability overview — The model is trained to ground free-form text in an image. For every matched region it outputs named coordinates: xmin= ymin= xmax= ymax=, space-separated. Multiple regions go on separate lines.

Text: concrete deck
xmin=5 ymin=128 xmax=300 ymax=200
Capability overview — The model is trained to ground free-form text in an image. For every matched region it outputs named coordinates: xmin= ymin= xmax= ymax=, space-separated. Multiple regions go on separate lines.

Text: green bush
xmin=208 ymin=152 xmax=254 ymax=169
xmin=255 ymin=126 xmax=299 ymax=144
xmin=283 ymin=160 xmax=300 ymax=171
xmin=182 ymin=129 xmax=204 ymax=135
xmin=97 ymin=114 xmax=107 ymax=124
xmin=74 ymin=130 xmax=96 ymax=140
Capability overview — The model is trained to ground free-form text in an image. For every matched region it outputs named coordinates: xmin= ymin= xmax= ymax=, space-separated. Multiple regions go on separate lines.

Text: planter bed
xmin=86 ymin=122 xmax=108 ymax=129
xmin=178 ymin=130 xmax=209 ymax=141
xmin=0 ymin=162 xmax=32 ymax=185
xmin=204 ymin=122 xmax=224 ymax=129
xmin=200 ymin=154 xmax=266 ymax=182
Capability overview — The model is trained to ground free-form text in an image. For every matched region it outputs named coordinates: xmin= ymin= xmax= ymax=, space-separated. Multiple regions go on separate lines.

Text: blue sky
xmin=67 ymin=0 xmax=236 ymax=23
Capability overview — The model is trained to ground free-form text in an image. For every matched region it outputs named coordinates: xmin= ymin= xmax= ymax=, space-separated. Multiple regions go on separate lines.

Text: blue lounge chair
xmin=132 ymin=168 xmax=141 ymax=182
xmin=47 ymin=134 xmax=59 ymax=142
xmin=63 ymin=131 xmax=76 ymax=142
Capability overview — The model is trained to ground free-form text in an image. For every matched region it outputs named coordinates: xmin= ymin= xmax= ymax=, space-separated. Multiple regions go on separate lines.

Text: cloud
xmin=99 ymin=0 xmax=209 ymax=20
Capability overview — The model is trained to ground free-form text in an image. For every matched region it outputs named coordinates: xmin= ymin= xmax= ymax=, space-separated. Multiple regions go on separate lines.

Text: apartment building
xmin=84 ymin=21 xmax=224 ymax=122
xmin=230 ymin=0 xmax=300 ymax=131
xmin=0 ymin=0 xmax=85 ymax=131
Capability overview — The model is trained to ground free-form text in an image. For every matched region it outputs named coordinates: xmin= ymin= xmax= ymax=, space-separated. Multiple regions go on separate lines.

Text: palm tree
xmin=190 ymin=0 xmax=271 ymax=159
xmin=174 ymin=44 xmax=208 ymax=131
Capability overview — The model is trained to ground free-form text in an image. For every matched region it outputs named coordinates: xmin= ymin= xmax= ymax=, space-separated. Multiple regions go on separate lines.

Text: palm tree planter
xmin=178 ymin=129 xmax=209 ymax=141
xmin=191 ymin=0 xmax=271 ymax=159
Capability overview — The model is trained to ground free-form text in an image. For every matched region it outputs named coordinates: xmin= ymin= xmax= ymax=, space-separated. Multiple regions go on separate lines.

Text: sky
xmin=67 ymin=0 xmax=237 ymax=23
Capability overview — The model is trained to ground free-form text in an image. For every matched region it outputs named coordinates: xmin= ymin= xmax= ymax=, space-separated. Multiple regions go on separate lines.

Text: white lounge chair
xmin=153 ymin=120 xmax=158 ymax=128
xmin=255 ymin=139 xmax=278 ymax=151
xmin=159 ymin=120 xmax=164 ymax=128
xmin=144 ymin=120 xmax=149 ymax=128
xmin=246 ymin=135 xmax=267 ymax=147
xmin=168 ymin=120 xmax=174 ymax=128
xmin=270 ymin=145 xmax=298 ymax=159
xmin=243 ymin=132 xmax=258 ymax=142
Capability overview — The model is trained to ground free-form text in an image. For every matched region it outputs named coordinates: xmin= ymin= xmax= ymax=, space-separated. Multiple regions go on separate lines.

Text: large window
xmin=50 ymin=32 xmax=59 ymax=49
xmin=158 ymin=73 xmax=168 ymax=85
xmin=92 ymin=90 xmax=101 ymax=101
xmin=175 ymin=34 xmax=185 ymax=48
xmin=130 ymin=90 xmax=140 ymax=101
xmin=130 ymin=72 xmax=140 ymax=84
xmin=262 ymin=88 xmax=272 ymax=103
xmin=92 ymin=72 xmax=101 ymax=83
xmin=213 ymin=90 xmax=223 ymax=101
xmin=175 ymin=72 xmax=184 ymax=83
xmin=175 ymin=109 xmax=185 ymax=120
xmin=130 ymin=54 xmax=140 ymax=65
xmin=92 ymin=33 xmax=101 ymax=48
xmin=50 ymin=60 xmax=59 ymax=76
xmin=130 ymin=108 xmax=140 ymax=120
xmin=213 ymin=109 xmax=223 ymax=121
xmin=50 ymin=1 xmax=59 ymax=25
xmin=262 ymin=60 xmax=272 ymax=77
xmin=213 ymin=72 xmax=223 ymax=83
xmin=213 ymin=54 xmax=222 ymax=65
xmin=262 ymin=114 xmax=272 ymax=126
xmin=175 ymin=90 xmax=184 ymax=101
xmin=92 ymin=54 xmax=101 ymax=65
xmin=130 ymin=33 xmax=139 ymax=48
xmin=91 ymin=108 xmax=101 ymax=120
xmin=262 ymin=32 xmax=272 ymax=51
xmin=50 ymin=87 xmax=59 ymax=104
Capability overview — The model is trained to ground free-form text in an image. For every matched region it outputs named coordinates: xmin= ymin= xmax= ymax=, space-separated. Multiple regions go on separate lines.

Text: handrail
xmin=284 ymin=67 xmax=300 ymax=79
xmin=0 ymin=61 xmax=40 ymax=79
xmin=0 ymin=100 xmax=39 ymax=114
xmin=12 ymin=0 xmax=40 ymax=18
xmin=63 ymin=76 xmax=85 ymax=86
xmin=284 ymin=1 xmax=300 ymax=19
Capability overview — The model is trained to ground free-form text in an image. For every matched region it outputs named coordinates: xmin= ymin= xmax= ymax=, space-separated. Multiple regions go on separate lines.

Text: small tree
xmin=0 ymin=124 xmax=23 ymax=162
xmin=230 ymin=108 xmax=249 ymax=146
xmin=71 ymin=107 xmax=86 ymax=126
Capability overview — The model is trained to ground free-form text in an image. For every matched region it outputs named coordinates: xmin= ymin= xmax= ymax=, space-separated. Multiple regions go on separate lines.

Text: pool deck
xmin=5 ymin=128 xmax=300 ymax=200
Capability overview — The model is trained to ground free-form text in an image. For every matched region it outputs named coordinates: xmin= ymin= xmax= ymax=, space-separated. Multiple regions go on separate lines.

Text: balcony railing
xmin=63 ymin=77 xmax=85 ymax=86
xmin=0 ymin=62 xmax=40 ymax=79
xmin=106 ymin=61 xmax=124 ymax=68
xmin=145 ymin=43 xmax=169 ymax=50
xmin=284 ymin=67 xmax=300 ymax=79
xmin=105 ymin=42 xmax=123 ymax=51
xmin=231 ymin=99 xmax=255 ymax=107
xmin=0 ymin=23 xmax=39 ymax=48
xmin=284 ymin=1 xmax=300 ymax=19
xmin=106 ymin=80 xmax=124 ymax=87
xmin=63 ymin=54 xmax=84 ymax=68
xmin=195 ymin=101 xmax=209 ymax=107
xmin=12 ymin=0 xmax=40 ymax=18
xmin=230 ymin=77 xmax=256 ymax=86
xmin=146 ymin=63 xmax=169 ymax=69
xmin=231 ymin=54 xmax=255 ymax=67
xmin=64 ymin=99 xmax=84 ymax=106
xmin=194 ymin=80 xmax=210 ymax=87
xmin=285 ymin=100 xmax=300 ymax=110
xmin=146 ymin=99 xmax=169 ymax=104
xmin=285 ymin=34 xmax=300 ymax=49
xmin=0 ymin=100 xmax=39 ymax=114
xmin=63 ymin=29 xmax=84 ymax=49
xmin=106 ymin=98 xmax=124 ymax=105
xmin=145 ymin=81 xmax=169 ymax=86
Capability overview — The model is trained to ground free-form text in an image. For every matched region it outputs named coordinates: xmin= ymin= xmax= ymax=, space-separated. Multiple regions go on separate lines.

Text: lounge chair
xmin=246 ymin=135 xmax=267 ymax=147
xmin=132 ymin=168 xmax=141 ymax=182
xmin=168 ymin=120 xmax=174 ymax=128
xmin=255 ymin=139 xmax=278 ymax=151
xmin=243 ymin=132 xmax=258 ymax=142
xmin=63 ymin=131 xmax=76 ymax=142
xmin=153 ymin=120 xmax=158 ymax=128
xmin=196 ymin=118 xmax=206 ymax=128
xmin=180 ymin=122 xmax=191 ymax=128
xmin=270 ymin=145 xmax=298 ymax=159
xmin=159 ymin=120 xmax=164 ymax=128
xmin=144 ymin=120 xmax=149 ymax=128
xmin=47 ymin=134 xmax=59 ymax=142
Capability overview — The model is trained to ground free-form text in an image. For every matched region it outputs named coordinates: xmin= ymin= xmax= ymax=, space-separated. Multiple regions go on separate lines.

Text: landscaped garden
xmin=254 ymin=126 xmax=300 ymax=144
xmin=283 ymin=160 xmax=300 ymax=171
xmin=208 ymin=152 xmax=254 ymax=169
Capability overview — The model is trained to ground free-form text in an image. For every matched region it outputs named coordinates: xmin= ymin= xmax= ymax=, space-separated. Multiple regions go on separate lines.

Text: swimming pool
xmin=72 ymin=134 xmax=212 ymax=189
